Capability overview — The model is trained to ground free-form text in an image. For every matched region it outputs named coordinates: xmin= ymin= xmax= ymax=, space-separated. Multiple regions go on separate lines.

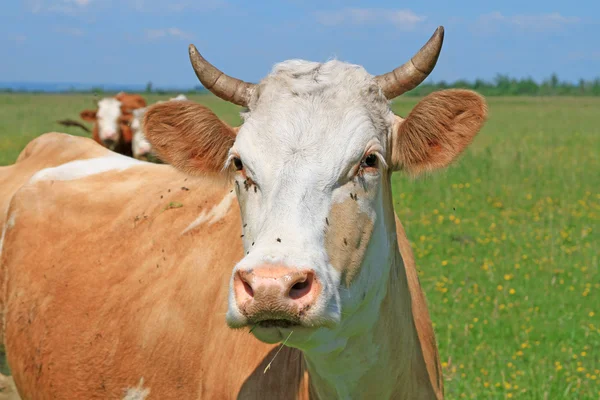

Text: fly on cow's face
xmin=243 ymin=178 xmax=251 ymax=192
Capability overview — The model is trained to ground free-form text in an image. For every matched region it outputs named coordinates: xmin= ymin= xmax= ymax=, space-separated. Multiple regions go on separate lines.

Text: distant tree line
xmin=2 ymin=75 xmax=600 ymax=96
xmin=405 ymin=74 xmax=600 ymax=97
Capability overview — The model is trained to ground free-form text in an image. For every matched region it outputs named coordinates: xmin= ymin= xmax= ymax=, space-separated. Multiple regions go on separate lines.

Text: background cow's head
xmin=131 ymin=94 xmax=188 ymax=161
xmin=144 ymin=27 xmax=487 ymax=347
xmin=80 ymin=92 xmax=146 ymax=151
xmin=131 ymin=108 xmax=151 ymax=159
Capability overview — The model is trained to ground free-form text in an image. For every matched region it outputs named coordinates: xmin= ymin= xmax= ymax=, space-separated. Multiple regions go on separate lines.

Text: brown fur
xmin=0 ymin=133 xmax=110 ymax=347
xmin=394 ymin=215 xmax=444 ymax=399
xmin=115 ymin=93 xmax=147 ymax=114
xmin=325 ymin=198 xmax=374 ymax=287
xmin=1 ymin=134 xmax=445 ymax=399
xmin=391 ymin=89 xmax=487 ymax=175
xmin=143 ymin=101 xmax=236 ymax=176
xmin=79 ymin=110 xmax=96 ymax=122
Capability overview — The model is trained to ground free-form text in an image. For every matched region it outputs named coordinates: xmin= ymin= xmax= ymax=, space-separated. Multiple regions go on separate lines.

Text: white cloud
xmin=315 ymin=8 xmax=426 ymax=30
xmin=54 ymin=26 xmax=85 ymax=36
xmin=477 ymin=12 xmax=580 ymax=33
xmin=145 ymin=28 xmax=193 ymax=41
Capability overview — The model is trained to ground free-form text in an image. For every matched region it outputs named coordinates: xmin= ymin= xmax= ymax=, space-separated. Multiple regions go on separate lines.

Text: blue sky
xmin=1 ymin=0 xmax=598 ymax=87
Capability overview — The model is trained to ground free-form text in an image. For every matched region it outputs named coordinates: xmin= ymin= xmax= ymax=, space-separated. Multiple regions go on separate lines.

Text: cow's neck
xmin=300 ymin=181 xmax=435 ymax=400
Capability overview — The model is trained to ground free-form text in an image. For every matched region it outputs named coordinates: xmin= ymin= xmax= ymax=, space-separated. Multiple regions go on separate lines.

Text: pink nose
xmin=138 ymin=145 xmax=151 ymax=156
xmin=233 ymin=265 xmax=320 ymax=325
xmin=104 ymin=131 xmax=118 ymax=141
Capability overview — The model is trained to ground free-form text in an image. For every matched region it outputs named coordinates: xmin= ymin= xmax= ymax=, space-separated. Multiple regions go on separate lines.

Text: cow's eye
xmin=362 ymin=154 xmax=378 ymax=169
xmin=233 ymin=157 xmax=244 ymax=171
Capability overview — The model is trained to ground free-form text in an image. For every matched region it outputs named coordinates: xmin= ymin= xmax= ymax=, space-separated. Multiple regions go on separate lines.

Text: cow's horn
xmin=374 ymin=26 xmax=444 ymax=99
xmin=189 ymin=45 xmax=255 ymax=107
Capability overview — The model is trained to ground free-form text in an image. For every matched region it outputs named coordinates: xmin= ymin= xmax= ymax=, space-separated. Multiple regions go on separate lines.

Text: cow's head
xmin=80 ymin=93 xmax=146 ymax=150
xmin=144 ymin=27 xmax=487 ymax=346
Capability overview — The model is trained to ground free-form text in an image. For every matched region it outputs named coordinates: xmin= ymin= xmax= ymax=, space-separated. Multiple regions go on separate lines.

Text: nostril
xmin=242 ymin=279 xmax=254 ymax=297
xmin=292 ymin=280 xmax=309 ymax=291
xmin=289 ymin=273 xmax=314 ymax=300
xmin=236 ymin=270 xmax=255 ymax=299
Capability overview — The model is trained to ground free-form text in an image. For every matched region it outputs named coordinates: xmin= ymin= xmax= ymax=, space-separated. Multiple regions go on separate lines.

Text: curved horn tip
xmin=374 ymin=25 xmax=446 ymax=99
xmin=411 ymin=26 xmax=445 ymax=75
xmin=431 ymin=26 xmax=444 ymax=47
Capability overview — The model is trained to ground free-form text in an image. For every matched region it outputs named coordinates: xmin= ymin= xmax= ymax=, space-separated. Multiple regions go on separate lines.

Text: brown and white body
xmin=0 ymin=26 xmax=486 ymax=399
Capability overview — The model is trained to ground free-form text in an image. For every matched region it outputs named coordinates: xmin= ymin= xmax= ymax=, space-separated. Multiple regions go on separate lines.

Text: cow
xmin=0 ymin=26 xmax=487 ymax=399
xmin=79 ymin=92 xmax=147 ymax=157
xmin=131 ymin=94 xmax=188 ymax=161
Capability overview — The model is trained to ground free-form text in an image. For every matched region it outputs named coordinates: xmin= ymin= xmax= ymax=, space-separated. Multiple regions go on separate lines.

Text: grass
xmin=0 ymin=93 xmax=598 ymax=398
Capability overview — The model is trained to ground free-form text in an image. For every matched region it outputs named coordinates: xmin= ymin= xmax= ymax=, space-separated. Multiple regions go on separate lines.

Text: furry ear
xmin=391 ymin=89 xmax=487 ymax=175
xmin=116 ymin=92 xmax=147 ymax=111
xmin=143 ymin=101 xmax=237 ymax=176
xmin=80 ymin=110 xmax=97 ymax=122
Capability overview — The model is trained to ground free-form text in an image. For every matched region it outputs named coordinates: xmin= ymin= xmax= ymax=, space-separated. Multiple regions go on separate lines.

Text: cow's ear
xmin=80 ymin=110 xmax=97 ymax=121
xmin=143 ymin=101 xmax=237 ymax=176
xmin=390 ymin=89 xmax=487 ymax=175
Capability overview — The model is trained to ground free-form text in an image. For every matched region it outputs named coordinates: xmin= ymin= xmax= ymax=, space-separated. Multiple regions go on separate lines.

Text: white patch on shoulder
xmin=0 ymin=212 xmax=16 ymax=260
xmin=29 ymin=154 xmax=145 ymax=184
xmin=182 ymin=191 xmax=236 ymax=234
xmin=6 ymin=213 xmax=16 ymax=230
xmin=123 ymin=378 xmax=150 ymax=400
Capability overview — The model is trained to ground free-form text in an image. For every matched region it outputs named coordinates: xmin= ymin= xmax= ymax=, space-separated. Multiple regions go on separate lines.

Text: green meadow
xmin=0 ymin=93 xmax=598 ymax=398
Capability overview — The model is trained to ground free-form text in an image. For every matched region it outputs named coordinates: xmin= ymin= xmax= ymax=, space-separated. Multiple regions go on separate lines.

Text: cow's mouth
xmin=256 ymin=319 xmax=297 ymax=329
xmin=103 ymin=139 xmax=116 ymax=149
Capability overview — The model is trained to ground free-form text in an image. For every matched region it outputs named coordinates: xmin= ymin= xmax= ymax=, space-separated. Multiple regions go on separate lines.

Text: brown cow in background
xmin=79 ymin=92 xmax=146 ymax=157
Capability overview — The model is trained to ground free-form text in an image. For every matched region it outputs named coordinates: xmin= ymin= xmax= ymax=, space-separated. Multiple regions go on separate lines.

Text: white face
xmin=131 ymin=108 xmax=152 ymax=159
xmin=225 ymin=61 xmax=396 ymax=345
xmin=96 ymin=98 xmax=123 ymax=145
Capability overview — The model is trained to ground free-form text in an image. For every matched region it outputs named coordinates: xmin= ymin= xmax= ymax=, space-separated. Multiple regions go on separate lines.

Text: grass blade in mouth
xmin=263 ymin=331 xmax=294 ymax=374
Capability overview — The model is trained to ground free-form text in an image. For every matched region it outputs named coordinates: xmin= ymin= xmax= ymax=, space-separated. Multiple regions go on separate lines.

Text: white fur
xmin=29 ymin=154 xmax=143 ymax=183
xmin=182 ymin=191 xmax=235 ymax=234
xmin=122 ymin=378 xmax=150 ymax=400
xmin=96 ymin=97 xmax=123 ymax=143
xmin=169 ymin=94 xmax=188 ymax=101
xmin=0 ymin=213 xmax=11 ymax=261
xmin=131 ymin=108 xmax=151 ymax=159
